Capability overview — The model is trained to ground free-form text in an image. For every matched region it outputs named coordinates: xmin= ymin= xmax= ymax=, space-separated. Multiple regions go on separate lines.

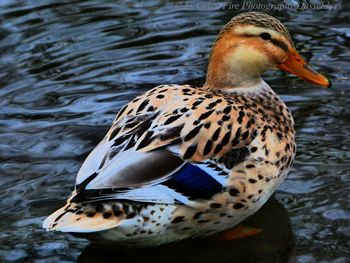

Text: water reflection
xmin=78 ymin=197 xmax=294 ymax=263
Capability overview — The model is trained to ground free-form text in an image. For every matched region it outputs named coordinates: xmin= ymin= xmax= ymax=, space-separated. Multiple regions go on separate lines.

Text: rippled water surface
xmin=0 ymin=0 xmax=349 ymax=262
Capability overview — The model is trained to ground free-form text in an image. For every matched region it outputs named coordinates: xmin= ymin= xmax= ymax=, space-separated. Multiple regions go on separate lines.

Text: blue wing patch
xmin=162 ymin=163 xmax=223 ymax=200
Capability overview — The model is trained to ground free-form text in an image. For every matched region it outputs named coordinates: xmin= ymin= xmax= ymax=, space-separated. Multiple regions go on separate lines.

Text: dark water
xmin=0 ymin=0 xmax=349 ymax=262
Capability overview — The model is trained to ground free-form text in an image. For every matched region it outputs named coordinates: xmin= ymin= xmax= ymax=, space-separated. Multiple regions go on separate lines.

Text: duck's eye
xmin=260 ymin=32 xmax=271 ymax=40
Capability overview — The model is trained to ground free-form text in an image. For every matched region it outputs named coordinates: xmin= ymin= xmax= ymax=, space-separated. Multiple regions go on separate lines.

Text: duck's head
xmin=205 ymin=12 xmax=331 ymax=89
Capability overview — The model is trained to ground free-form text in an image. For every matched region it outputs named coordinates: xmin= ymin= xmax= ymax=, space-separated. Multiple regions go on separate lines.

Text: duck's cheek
xmin=227 ymin=45 xmax=271 ymax=73
xmin=269 ymin=47 xmax=289 ymax=66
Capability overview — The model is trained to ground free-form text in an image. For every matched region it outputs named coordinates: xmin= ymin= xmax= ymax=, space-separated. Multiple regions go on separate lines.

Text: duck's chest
xmin=223 ymin=91 xmax=296 ymax=211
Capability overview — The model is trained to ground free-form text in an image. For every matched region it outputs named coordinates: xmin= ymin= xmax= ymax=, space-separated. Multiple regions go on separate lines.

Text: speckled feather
xmin=43 ymin=82 xmax=296 ymax=246
xmin=43 ymin=12 xmax=299 ymax=247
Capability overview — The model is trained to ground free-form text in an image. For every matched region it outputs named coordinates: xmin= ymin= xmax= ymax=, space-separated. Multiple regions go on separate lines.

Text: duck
xmin=43 ymin=12 xmax=330 ymax=246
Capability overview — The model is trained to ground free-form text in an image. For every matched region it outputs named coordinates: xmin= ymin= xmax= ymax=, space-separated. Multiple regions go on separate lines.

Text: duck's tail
xmin=43 ymin=191 xmax=124 ymax=233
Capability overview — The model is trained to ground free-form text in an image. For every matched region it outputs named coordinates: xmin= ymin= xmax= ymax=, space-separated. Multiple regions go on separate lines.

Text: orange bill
xmin=278 ymin=49 xmax=331 ymax=88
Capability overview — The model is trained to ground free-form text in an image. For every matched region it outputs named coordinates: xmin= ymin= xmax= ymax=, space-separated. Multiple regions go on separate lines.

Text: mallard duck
xmin=43 ymin=12 xmax=330 ymax=246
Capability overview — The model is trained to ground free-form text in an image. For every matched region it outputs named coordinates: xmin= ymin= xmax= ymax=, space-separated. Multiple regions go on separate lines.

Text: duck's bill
xmin=278 ymin=49 xmax=331 ymax=88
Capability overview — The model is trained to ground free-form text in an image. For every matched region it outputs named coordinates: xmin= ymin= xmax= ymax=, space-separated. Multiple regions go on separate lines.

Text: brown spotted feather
xmin=43 ymin=11 xmax=300 ymax=246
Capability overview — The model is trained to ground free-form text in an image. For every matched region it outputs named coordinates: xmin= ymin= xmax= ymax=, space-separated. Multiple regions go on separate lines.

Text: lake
xmin=0 ymin=0 xmax=349 ymax=262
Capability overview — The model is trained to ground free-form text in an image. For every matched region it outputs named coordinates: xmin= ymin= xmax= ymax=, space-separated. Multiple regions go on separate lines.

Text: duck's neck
xmin=204 ymin=35 xmax=268 ymax=90
xmin=219 ymin=79 xmax=271 ymax=95
xmin=204 ymin=63 xmax=263 ymax=90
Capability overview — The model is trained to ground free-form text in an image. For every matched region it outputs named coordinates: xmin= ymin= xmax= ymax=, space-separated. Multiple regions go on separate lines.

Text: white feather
xmin=76 ymin=138 xmax=115 ymax=185
xmin=105 ymin=186 xmax=176 ymax=204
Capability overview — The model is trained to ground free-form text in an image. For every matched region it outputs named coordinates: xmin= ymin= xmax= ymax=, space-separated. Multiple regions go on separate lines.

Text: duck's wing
xmin=73 ymin=84 xmax=256 ymax=206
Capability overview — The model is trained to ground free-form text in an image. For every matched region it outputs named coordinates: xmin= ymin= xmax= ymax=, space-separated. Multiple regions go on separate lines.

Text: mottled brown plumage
xmin=43 ymin=12 xmax=330 ymax=246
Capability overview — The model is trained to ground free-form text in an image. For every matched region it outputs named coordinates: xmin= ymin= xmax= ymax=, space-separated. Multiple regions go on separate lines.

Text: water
xmin=0 ymin=0 xmax=349 ymax=262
